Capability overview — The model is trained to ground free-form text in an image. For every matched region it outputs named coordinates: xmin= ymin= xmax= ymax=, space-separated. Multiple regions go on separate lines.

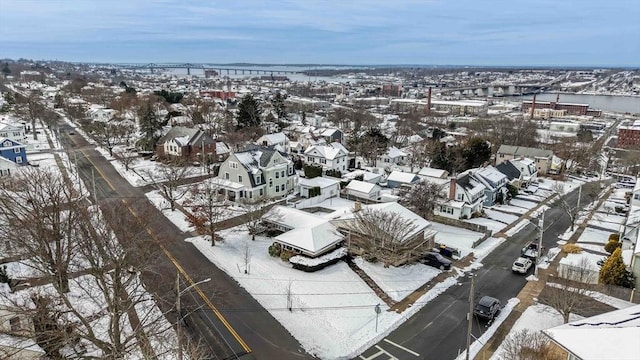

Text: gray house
xmin=472 ymin=166 xmax=508 ymax=207
xmin=495 ymin=145 xmax=553 ymax=175
xmin=215 ymin=147 xmax=296 ymax=202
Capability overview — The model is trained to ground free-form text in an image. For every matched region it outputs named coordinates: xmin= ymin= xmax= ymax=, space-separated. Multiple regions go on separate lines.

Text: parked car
xmin=512 ymin=257 xmax=533 ymax=274
xmin=521 ymin=241 xmax=540 ymax=260
xmin=421 ymin=252 xmax=452 ymax=270
xmin=474 ymin=296 xmax=501 ymax=321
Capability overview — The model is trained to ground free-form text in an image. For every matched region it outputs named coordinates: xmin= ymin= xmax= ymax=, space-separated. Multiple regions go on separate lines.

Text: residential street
xmin=358 ymin=182 xmax=602 ymax=360
xmin=56 ymin=122 xmax=313 ymax=360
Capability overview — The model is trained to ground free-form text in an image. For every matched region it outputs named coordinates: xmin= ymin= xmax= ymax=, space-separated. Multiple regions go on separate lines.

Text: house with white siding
xmin=304 ymin=142 xmax=349 ymax=172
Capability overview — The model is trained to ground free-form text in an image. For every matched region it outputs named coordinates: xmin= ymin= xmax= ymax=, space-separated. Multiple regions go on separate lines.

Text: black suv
xmin=474 ymin=296 xmax=501 ymax=321
xmin=421 ymin=252 xmax=452 ymax=270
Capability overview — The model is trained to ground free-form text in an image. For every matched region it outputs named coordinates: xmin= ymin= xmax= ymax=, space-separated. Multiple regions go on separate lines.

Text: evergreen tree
xmin=236 ymin=94 xmax=262 ymax=129
xmin=1 ymin=62 xmax=10 ymax=77
xmin=599 ymin=248 xmax=633 ymax=287
xmin=462 ymin=136 xmax=492 ymax=169
xmin=137 ymin=101 xmax=164 ymax=151
xmin=271 ymin=92 xmax=288 ymax=120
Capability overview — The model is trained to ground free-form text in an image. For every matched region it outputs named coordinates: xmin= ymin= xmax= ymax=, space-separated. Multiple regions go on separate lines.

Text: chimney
xmin=449 ymin=177 xmax=456 ymax=200
xmin=354 ymin=201 xmax=362 ymax=212
xmin=530 ymin=94 xmax=536 ymax=119
xmin=426 ymin=87 xmax=432 ymax=116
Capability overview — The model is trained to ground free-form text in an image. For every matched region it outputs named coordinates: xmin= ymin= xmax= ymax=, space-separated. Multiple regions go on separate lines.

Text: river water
xmin=517 ymin=93 xmax=640 ymax=114
xmin=166 ymin=66 xmax=359 ymax=83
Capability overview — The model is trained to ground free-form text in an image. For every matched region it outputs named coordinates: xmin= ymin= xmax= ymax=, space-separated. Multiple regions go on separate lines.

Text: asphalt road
xmin=358 ymin=181 xmax=603 ymax=360
xmin=56 ymin=122 xmax=313 ymax=360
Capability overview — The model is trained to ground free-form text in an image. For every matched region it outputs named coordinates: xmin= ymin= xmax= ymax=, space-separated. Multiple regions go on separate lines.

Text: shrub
xmin=0 ymin=265 xmax=10 ymax=284
xmin=600 ymin=248 xmax=635 ymax=288
xmin=562 ymin=243 xmax=582 ymax=254
xmin=303 ymin=164 xmax=323 ymax=179
xmin=268 ymin=243 xmax=282 ymax=257
xmin=280 ymin=250 xmax=295 ymax=262
xmin=604 ymin=240 xmax=622 ymax=254
xmin=608 ymin=233 xmax=620 ymax=242
xmin=326 ymin=169 xmax=342 ymax=178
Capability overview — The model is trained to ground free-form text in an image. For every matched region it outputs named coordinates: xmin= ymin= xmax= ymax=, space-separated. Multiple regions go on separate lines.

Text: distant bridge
xmin=88 ymin=63 xmax=304 ymax=76
xmin=439 ymin=84 xmax=547 ymax=97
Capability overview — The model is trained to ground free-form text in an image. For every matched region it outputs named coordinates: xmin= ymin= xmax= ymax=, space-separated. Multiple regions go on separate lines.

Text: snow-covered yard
xmin=431 ymin=222 xmax=484 ymax=257
xmin=465 ymin=217 xmax=507 ymax=233
xmin=576 ymin=227 xmax=612 ymax=244
xmin=186 ymin=230 xmax=459 ymax=359
xmin=484 ymin=209 xmax=519 ymax=224
xmin=354 ymin=257 xmax=441 ymax=301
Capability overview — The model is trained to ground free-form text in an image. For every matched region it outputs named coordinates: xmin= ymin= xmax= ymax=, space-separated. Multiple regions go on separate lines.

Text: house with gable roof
xmin=344 ymin=179 xmax=382 ymax=202
xmin=155 ymin=126 xmax=218 ymax=162
xmin=330 ymin=202 xmax=437 ymax=266
xmin=304 ymin=142 xmax=349 ymax=172
xmin=435 ymin=172 xmax=486 ymax=220
xmin=0 ymin=138 xmax=27 ymax=166
xmin=215 ymin=146 xmax=296 ymax=202
xmin=376 ymin=146 xmax=408 ymax=167
xmin=472 ymin=165 xmax=509 ymax=206
xmin=510 ymin=157 xmax=538 ymax=186
xmin=255 ymin=132 xmax=290 ymax=153
xmin=261 ymin=205 xmax=344 ymax=258
xmin=495 ymin=161 xmax=523 ymax=188
xmin=386 ymin=170 xmax=420 ymax=188
xmin=0 ymin=122 xmax=27 ymax=143
xmin=496 ymin=145 xmax=553 ymax=175
xmin=319 ymin=128 xmax=344 ymax=144
xmin=0 ymin=156 xmax=19 ymax=177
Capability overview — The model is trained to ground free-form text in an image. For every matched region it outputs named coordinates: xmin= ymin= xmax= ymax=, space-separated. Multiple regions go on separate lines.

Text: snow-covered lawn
xmin=484 ymin=209 xmax=519 ymax=224
xmin=431 ymin=222 xmax=484 ymax=256
xmin=507 ymin=198 xmax=538 ymax=210
xmin=586 ymin=219 xmax=625 ymax=232
xmin=186 ymin=230 xmax=459 ymax=359
xmin=576 ymin=227 xmax=612 ymax=244
xmin=484 ymin=204 xmax=528 ymax=215
xmin=354 ymin=257 xmax=441 ymax=301
xmin=145 ymin=191 xmax=195 ymax=233
xmin=465 ymin=217 xmax=507 ymax=233
xmin=575 ymin=242 xmax=607 ymax=254
xmin=514 ymin=194 xmax=545 ymax=202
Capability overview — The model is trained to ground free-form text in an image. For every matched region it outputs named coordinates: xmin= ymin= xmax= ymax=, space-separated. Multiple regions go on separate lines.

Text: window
xmin=14 ymin=147 xmax=20 ymax=153
xmin=283 ymin=183 xmax=286 ymax=190
xmin=9 ymin=317 xmax=21 ymax=331
xmin=320 ymin=159 xmax=326 ymax=164
xmin=269 ymin=178 xmax=273 ymax=187
xmin=255 ymin=176 xmax=261 ymax=184
xmin=307 ymin=156 xmax=313 ymax=162
xmin=15 ymin=156 xmax=22 ymax=164
xmin=281 ymin=170 xmax=285 ymax=177
xmin=276 ymin=172 xmax=280 ymax=179
xmin=238 ymin=175 xmax=243 ymax=183
xmin=225 ymin=172 xmax=229 ymax=180
xmin=276 ymin=185 xmax=280 ymax=192
xmin=249 ymin=192 xmax=253 ymax=199
xmin=259 ymin=189 xmax=263 ymax=196
xmin=230 ymin=161 xmax=238 ymax=169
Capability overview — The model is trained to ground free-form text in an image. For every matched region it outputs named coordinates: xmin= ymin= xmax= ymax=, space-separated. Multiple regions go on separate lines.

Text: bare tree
xmin=499 ymin=329 xmax=563 ymax=360
xmin=14 ymin=90 xmax=45 ymax=140
xmin=113 ymin=148 xmax=139 ymax=172
xmin=539 ymin=258 xmax=596 ymax=323
xmin=286 ymin=280 xmax=293 ymax=312
xmin=399 ymin=181 xmax=446 ymax=220
xmin=337 ymin=207 xmax=435 ymax=266
xmin=145 ymin=160 xmax=192 ymax=212
xmin=241 ymin=241 xmax=252 ymax=275
xmin=551 ymin=183 xmax=584 ymax=232
xmin=183 ymin=96 xmax=221 ymax=137
xmin=183 ymin=180 xmax=228 ymax=246
xmin=240 ymin=199 xmax=270 ymax=240
xmin=0 ymin=168 xmax=84 ymax=293
xmin=88 ymin=118 xmax=136 ymax=156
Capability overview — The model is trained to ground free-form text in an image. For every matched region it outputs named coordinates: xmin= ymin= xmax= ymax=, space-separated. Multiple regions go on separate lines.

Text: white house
xmin=344 ymin=169 xmax=384 ymax=184
xmin=304 ymin=142 xmax=349 ymax=172
xmin=435 ymin=173 xmax=486 ymax=220
xmin=510 ymin=158 xmax=538 ymax=185
xmin=344 ymin=180 xmax=381 ymax=202
xmin=255 ymin=132 xmax=290 ymax=153
xmin=86 ymin=105 xmax=117 ymax=123
xmin=417 ymin=167 xmax=449 ymax=180
xmin=376 ymin=146 xmax=408 ymax=167
xmin=297 ymin=176 xmax=340 ymax=202
xmin=262 ymin=206 xmax=344 ymax=258
xmin=472 ymin=165 xmax=509 ymax=207
xmin=0 ymin=122 xmax=27 ymax=143
xmin=0 ymin=157 xmax=19 ymax=177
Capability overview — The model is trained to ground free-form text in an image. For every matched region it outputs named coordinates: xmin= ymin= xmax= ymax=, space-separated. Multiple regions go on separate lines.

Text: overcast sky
xmin=0 ymin=0 xmax=638 ymax=66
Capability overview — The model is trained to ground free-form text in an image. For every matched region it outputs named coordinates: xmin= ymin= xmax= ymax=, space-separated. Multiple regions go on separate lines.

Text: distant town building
xmin=617 ymin=120 xmax=640 ymax=149
xmin=200 ymin=90 xmax=235 ymax=101
xmin=204 ymin=69 xmax=218 ymax=78
xmin=522 ymin=100 xmax=602 ymax=117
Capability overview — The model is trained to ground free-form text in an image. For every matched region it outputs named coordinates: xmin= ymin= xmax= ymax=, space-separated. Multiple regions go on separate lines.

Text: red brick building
xmin=617 ymin=121 xmax=640 ymax=149
xmin=200 ymin=90 xmax=236 ymax=101
xmin=522 ymin=101 xmax=593 ymax=116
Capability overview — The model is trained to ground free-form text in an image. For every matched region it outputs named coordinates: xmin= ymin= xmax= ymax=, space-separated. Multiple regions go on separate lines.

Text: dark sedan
xmin=421 ymin=252 xmax=452 ymax=270
xmin=474 ymin=296 xmax=501 ymax=321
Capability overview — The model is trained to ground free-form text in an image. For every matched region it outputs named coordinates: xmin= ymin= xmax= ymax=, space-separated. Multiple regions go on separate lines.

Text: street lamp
xmin=534 ymin=210 xmax=545 ymax=277
xmin=176 ymin=272 xmax=211 ymax=360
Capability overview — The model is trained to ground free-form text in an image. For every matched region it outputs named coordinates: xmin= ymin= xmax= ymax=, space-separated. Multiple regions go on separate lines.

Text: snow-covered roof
xmin=304 ymin=143 xmax=347 ymax=160
xmin=418 ymin=167 xmax=448 ymax=179
xmin=258 ymin=132 xmax=288 ymax=145
xmin=386 ymin=146 xmax=408 ymax=159
xmin=386 ymin=171 xmax=418 ymax=184
xmin=262 ymin=206 xmax=343 ymax=255
xmin=298 ymin=176 xmax=340 ymax=189
xmin=475 ymin=166 xmax=507 ymax=184
xmin=346 ymin=180 xmax=379 ymax=194
xmin=544 ymin=304 xmax=640 ymax=360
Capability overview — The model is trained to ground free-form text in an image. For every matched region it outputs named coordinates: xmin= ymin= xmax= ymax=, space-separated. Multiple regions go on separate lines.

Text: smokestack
xmin=530 ymin=94 xmax=537 ymax=119
xmin=427 ymin=87 xmax=432 ymax=116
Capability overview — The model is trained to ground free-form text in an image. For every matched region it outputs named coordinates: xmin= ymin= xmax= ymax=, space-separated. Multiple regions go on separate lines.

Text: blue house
xmin=0 ymin=137 xmax=27 ymax=165
xmin=472 ymin=165 xmax=508 ymax=207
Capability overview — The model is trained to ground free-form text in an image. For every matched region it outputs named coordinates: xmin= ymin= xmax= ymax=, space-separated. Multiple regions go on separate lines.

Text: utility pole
xmin=175 ymin=273 xmax=210 ymax=360
xmin=91 ymin=167 xmax=97 ymax=204
xmin=466 ymin=274 xmax=475 ymax=360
